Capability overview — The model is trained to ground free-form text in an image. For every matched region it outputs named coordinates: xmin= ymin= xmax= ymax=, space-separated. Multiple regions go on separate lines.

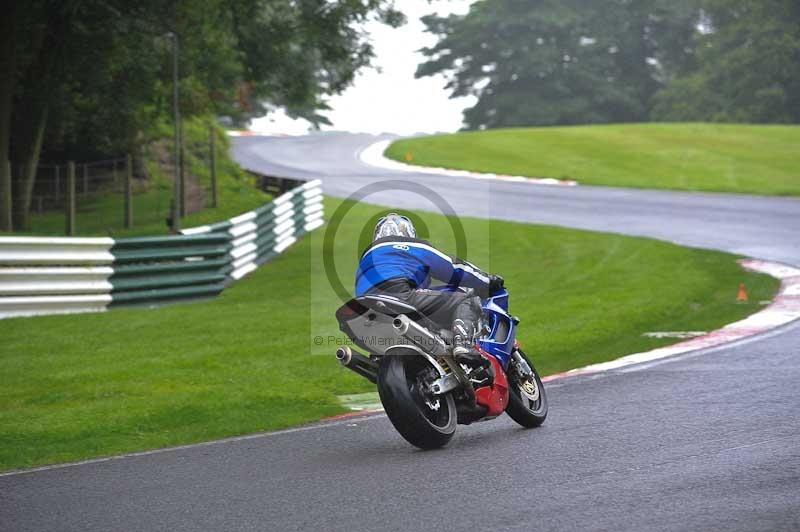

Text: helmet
xmin=373 ymin=213 xmax=416 ymax=241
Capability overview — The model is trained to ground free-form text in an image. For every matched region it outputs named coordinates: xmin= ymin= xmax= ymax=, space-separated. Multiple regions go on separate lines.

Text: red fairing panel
xmin=473 ymin=349 xmax=509 ymax=418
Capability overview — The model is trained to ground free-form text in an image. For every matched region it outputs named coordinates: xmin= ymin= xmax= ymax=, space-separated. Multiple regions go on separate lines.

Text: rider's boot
xmin=452 ymin=319 xmax=492 ymax=380
xmin=452 ymin=343 xmax=490 ymax=368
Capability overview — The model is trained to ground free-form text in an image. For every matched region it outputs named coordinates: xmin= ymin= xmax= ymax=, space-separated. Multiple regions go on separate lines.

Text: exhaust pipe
xmin=392 ymin=314 xmax=448 ymax=358
xmin=335 ymin=346 xmax=378 ymax=384
xmin=335 ymin=346 xmax=352 ymax=365
xmin=392 ymin=317 xmax=409 ymax=335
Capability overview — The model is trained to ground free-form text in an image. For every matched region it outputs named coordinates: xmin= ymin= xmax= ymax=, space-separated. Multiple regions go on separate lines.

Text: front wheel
xmin=505 ymin=349 xmax=548 ymax=428
xmin=377 ymin=354 xmax=457 ymax=449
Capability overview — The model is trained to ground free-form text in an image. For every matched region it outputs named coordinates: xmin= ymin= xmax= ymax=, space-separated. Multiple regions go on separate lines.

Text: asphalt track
xmin=2 ymin=133 xmax=799 ymax=532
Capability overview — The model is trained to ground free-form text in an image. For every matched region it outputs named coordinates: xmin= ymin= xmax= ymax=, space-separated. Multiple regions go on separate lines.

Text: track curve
xmin=233 ymin=133 xmax=800 ymax=265
xmin=2 ymin=133 xmax=799 ymax=532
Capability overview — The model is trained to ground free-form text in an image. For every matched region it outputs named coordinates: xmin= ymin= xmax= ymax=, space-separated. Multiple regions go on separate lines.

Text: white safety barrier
xmin=0 ymin=180 xmax=324 ymax=320
xmin=0 ymin=237 xmax=115 ymax=319
xmin=0 ymin=294 xmax=113 ymax=319
xmin=183 ymin=179 xmax=324 ymax=282
xmin=0 ymin=236 xmax=114 ymax=265
xmin=0 ymin=267 xmax=114 ymax=295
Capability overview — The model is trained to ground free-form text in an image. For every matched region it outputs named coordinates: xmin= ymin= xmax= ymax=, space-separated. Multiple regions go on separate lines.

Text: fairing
xmin=476 ymin=288 xmax=515 ymax=369
xmin=473 ymin=349 xmax=509 ymax=417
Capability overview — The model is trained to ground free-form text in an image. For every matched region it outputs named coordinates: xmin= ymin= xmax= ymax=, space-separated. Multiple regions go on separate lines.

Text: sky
xmin=250 ymin=0 xmax=476 ymax=136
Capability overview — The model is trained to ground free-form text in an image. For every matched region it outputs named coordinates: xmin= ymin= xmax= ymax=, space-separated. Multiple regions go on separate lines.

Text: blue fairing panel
xmin=478 ymin=289 xmax=514 ymax=368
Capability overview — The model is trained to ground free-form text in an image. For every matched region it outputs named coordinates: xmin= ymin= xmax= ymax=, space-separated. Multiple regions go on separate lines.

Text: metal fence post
xmin=209 ymin=125 xmax=218 ymax=208
xmin=66 ymin=161 xmax=76 ymax=235
xmin=181 ymin=144 xmax=187 ymax=217
xmin=54 ymin=164 xmax=61 ymax=203
xmin=82 ymin=164 xmax=89 ymax=195
xmin=1 ymin=160 xmax=12 ymax=231
xmin=124 ymin=154 xmax=133 ymax=228
xmin=180 ymin=144 xmax=187 ymax=217
xmin=169 ymin=32 xmax=182 ymax=233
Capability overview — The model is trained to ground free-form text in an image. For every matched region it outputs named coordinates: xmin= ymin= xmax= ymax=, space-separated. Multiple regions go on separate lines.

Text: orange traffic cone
xmin=404 ymin=151 xmax=413 ymax=162
xmin=736 ymin=283 xmax=748 ymax=302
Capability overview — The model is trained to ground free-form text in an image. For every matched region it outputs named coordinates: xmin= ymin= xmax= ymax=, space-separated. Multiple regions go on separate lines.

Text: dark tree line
xmin=0 ymin=0 xmax=403 ymax=229
xmin=417 ymin=0 xmax=800 ymax=130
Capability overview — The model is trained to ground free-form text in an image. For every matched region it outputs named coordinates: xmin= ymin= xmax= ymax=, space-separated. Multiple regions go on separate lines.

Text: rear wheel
xmin=377 ymin=354 xmax=457 ymax=449
xmin=505 ymin=349 xmax=548 ymax=428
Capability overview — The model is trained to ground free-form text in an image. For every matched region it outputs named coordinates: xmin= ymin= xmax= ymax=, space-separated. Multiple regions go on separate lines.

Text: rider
xmin=356 ymin=213 xmax=504 ymax=369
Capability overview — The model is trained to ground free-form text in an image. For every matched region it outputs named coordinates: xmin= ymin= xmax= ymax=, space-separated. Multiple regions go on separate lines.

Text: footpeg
xmin=465 ymin=363 xmax=494 ymax=387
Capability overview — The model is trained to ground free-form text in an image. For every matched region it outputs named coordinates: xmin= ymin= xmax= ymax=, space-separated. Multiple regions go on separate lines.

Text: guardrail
xmin=0 ymin=178 xmax=323 ymax=319
xmin=182 ymin=179 xmax=324 ymax=281
xmin=108 ymin=233 xmax=232 ymax=307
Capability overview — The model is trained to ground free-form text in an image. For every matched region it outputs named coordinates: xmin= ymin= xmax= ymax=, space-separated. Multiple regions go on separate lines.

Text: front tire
xmin=377 ymin=354 xmax=457 ymax=449
xmin=505 ymin=349 xmax=548 ymax=428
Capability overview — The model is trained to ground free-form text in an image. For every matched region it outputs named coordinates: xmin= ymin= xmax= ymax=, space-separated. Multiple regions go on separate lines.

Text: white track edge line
xmin=617 ymin=316 xmax=800 ymax=374
xmin=0 ymin=414 xmax=386 ymax=478
xmin=541 ymin=258 xmax=800 ymax=382
xmin=358 ymin=139 xmax=578 ymax=187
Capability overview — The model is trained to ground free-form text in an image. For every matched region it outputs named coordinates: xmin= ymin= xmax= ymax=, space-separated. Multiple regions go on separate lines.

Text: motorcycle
xmin=334 ymin=285 xmax=547 ymax=449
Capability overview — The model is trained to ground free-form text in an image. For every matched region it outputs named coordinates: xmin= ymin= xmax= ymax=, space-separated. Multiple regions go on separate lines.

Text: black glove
xmin=488 ymin=274 xmax=505 ymax=295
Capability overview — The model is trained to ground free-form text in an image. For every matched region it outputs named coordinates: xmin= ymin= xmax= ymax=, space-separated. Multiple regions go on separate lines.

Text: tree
xmin=0 ymin=0 xmax=403 ymax=229
xmin=417 ymin=0 xmax=700 ymax=129
xmin=651 ymin=0 xmax=800 ymax=123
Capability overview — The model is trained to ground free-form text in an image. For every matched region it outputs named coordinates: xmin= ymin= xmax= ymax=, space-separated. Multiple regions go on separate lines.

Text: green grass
xmin=0 ymin=197 xmax=779 ymax=470
xmin=385 ymin=123 xmax=800 ymax=196
xmin=10 ymin=118 xmax=270 ymax=237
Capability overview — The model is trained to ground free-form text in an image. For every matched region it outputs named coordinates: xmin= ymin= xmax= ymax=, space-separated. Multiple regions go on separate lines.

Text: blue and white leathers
xmin=355 ymin=237 xmax=490 ymax=296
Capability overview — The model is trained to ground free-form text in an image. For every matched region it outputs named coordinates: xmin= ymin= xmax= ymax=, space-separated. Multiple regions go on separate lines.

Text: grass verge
xmin=0 ymin=197 xmax=779 ymax=470
xmin=385 ymin=123 xmax=800 ymax=196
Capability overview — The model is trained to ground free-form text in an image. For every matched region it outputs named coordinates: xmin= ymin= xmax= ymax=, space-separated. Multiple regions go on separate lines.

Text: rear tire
xmin=505 ymin=349 xmax=548 ymax=428
xmin=377 ymin=354 xmax=456 ymax=449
